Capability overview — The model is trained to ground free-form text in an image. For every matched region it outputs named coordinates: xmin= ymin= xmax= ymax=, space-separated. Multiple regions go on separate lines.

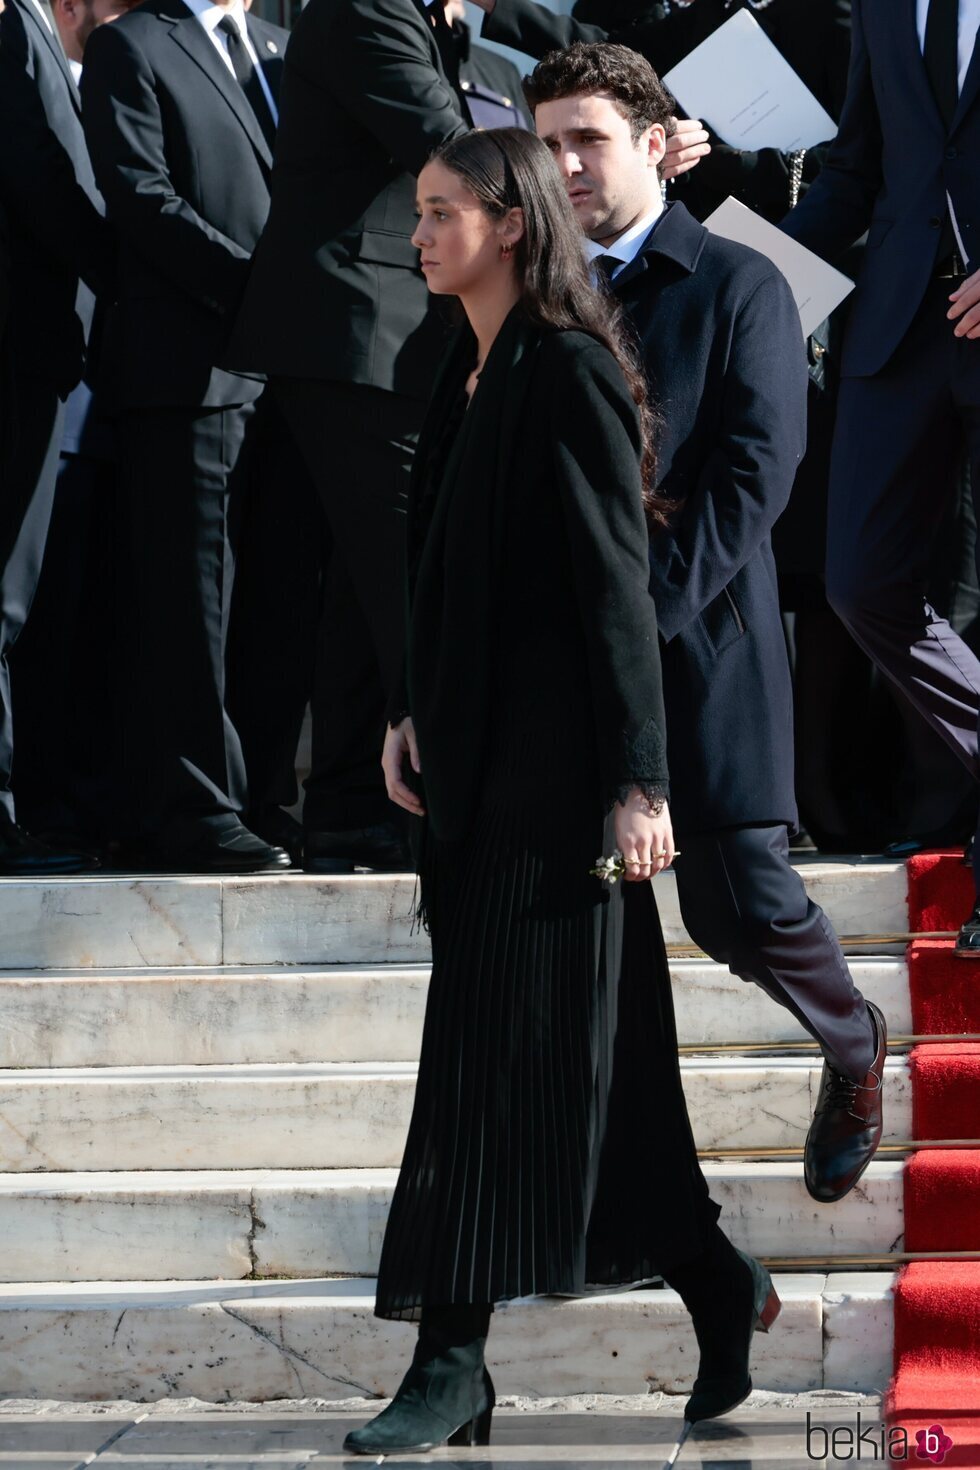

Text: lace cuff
xmin=611 ymin=782 xmax=669 ymax=816
xmin=604 ymin=716 xmax=669 ymax=815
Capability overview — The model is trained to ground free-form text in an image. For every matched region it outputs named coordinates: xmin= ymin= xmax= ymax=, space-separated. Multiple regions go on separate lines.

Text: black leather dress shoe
xmin=150 ymin=821 xmax=291 ymax=874
xmin=0 ymin=817 xmax=94 ymax=875
xmin=955 ymin=900 xmax=980 ymax=957
xmin=304 ymin=821 xmax=412 ymax=874
xmin=245 ymin=807 xmax=305 ymax=864
xmin=804 ymin=1001 xmax=887 ymax=1203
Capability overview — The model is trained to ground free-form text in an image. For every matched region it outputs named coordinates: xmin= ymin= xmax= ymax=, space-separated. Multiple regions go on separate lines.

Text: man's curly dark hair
xmin=522 ymin=40 xmax=677 ymax=144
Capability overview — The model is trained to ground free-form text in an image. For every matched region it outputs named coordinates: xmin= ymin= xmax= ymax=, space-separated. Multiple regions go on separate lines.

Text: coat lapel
xmin=20 ymin=0 xmax=81 ymax=113
xmin=611 ymin=203 xmax=703 ymax=296
xmin=166 ymin=5 xmax=273 ymax=168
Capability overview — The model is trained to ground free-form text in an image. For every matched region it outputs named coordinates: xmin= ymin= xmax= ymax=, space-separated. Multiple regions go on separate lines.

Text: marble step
xmin=0 ymin=957 xmax=911 ymax=1069
xmin=0 ymin=1272 xmax=894 ymax=1401
xmin=0 ymin=1162 xmax=904 ymax=1283
xmin=0 ymin=860 xmax=906 ymax=971
xmin=0 ymin=1057 xmax=912 ymax=1172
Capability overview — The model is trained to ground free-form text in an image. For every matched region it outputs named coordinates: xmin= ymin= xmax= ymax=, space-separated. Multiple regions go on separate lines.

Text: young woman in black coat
xmin=343 ymin=127 xmax=780 ymax=1458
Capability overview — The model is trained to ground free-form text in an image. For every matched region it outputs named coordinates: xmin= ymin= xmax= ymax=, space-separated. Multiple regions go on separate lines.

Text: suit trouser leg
xmin=0 ymin=376 xmax=64 ymax=824
xmin=226 ymin=394 xmax=326 ymax=816
xmin=826 ymin=281 xmax=980 ymax=890
xmin=118 ymin=403 xmax=255 ymax=839
xmin=675 ymin=825 xmax=875 ymax=1082
xmin=272 ymin=378 xmax=419 ymax=831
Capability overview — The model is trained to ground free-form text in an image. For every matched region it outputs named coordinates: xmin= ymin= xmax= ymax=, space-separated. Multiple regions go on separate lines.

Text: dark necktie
xmin=924 ymin=0 xmax=959 ymax=130
xmin=593 ymin=254 xmax=619 ymax=290
xmin=216 ymin=15 xmax=276 ymax=150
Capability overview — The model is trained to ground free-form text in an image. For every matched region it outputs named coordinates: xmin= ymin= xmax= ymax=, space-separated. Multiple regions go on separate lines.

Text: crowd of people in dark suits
xmin=1 ymin=0 xmax=979 ymax=929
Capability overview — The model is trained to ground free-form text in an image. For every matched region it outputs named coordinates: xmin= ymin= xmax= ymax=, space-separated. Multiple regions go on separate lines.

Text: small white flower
xmin=590 ymin=850 xmax=626 ymax=884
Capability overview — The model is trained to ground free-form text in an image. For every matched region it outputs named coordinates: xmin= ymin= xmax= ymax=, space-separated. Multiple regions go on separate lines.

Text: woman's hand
xmin=614 ymin=788 xmax=675 ymax=882
xmin=382 ymin=717 xmax=425 ymax=817
xmin=661 ymin=118 xmax=711 ymax=181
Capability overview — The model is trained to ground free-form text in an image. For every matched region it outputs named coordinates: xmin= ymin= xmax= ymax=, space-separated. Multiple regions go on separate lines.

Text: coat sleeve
xmin=481 ymin=0 xmax=606 ymax=61
xmin=324 ymin=0 xmax=467 ymax=178
xmin=0 ymin=4 xmax=113 ymax=296
xmin=780 ymin=0 xmax=882 ymax=259
xmin=80 ymin=21 xmax=252 ymax=315
xmin=549 ymin=334 xmax=669 ymax=810
xmin=648 ymin=266 xmax=807 ymax=643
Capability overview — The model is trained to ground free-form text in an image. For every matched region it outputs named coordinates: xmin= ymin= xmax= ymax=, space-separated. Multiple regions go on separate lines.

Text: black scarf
xmin=406 ymin=305 xmax=543 ymax=844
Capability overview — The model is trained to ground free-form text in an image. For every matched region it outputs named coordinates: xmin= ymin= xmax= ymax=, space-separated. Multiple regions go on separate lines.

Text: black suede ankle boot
xmin=661 ymin=1225 xmax=781 ymax=1423
xmin=343 ymin=1303 xmax=495 ymax=1455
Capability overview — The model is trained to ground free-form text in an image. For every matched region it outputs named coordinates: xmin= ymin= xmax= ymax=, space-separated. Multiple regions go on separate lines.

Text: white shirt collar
xmin=69 ymin=56 xmax=83 ymax=80
xmin=183 ymin=0 xmax=247 ymax=38
xmin=584 ymin=197 xmax=664 ymax=275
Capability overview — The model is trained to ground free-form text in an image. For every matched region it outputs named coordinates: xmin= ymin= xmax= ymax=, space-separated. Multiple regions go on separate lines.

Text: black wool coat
xmin=623 ymin=204 xmax=807 ymax=835
xmin=401 ymin=311 xmax=669 ymax=845
xmin=80 ymin=0 xmax=288 ymax=410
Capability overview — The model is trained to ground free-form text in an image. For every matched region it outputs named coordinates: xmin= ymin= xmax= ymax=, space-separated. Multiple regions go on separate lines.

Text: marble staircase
xmin=0 ymin=861 xmax=912 ymax=1402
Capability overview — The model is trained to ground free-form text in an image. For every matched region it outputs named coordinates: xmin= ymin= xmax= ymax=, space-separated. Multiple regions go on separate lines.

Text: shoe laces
xmin=821 ymin=1063 xmax=882 ymax=1121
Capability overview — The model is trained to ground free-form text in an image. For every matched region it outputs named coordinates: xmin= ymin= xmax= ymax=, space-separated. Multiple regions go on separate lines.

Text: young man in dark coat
xmin=469 ymin=26 xmax=886 ymax=1202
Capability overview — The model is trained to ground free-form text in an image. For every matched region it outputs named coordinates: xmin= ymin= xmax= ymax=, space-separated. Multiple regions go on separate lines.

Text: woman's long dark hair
xmin=432 ymin=127 xmax=670 ymax=526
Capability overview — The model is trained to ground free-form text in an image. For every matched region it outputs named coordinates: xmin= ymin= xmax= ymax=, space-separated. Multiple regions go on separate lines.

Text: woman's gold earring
xmin=501 ymin=242 xmax=513 ymax=258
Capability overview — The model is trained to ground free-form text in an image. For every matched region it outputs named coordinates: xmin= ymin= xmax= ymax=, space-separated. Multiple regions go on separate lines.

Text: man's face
xmin=534 ymin=92 xmax=666 ymax=244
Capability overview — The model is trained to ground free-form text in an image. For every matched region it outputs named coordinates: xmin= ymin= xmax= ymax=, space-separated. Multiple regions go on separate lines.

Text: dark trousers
xmin=226 ymin=397 xmax=325 ymax=819
xmin=12 ymin=448 xmax=122 ymax=840
xmin=826 ymin=280 xmax=980 ymax=894
xmin=675 ymin=825 xmax=875 ymax=1082
xmin=118 ymin=401 xmax=261 ymax=840
xmin=0 ymin=375 xmax=63 ymax=823
xmin=272 ymin=378 xmax=420 ymax=831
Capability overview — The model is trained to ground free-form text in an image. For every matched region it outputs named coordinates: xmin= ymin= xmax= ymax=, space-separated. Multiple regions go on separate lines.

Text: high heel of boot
xmin=448 ymin=1403 xmax=494 ymax=1446
xmin=735 ymin=1248 xmax=782 ymax=1334
xmin=448 ymin=1367 xmax=494 ymax=1446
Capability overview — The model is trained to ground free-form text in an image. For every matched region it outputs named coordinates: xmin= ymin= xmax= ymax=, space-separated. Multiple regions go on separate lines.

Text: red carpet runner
xmin=886 ymin=853 xmax=980 ymax=1466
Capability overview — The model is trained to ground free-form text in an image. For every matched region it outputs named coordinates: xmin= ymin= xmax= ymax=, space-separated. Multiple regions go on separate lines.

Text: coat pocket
xmin=699 ymin=584 xmax=747 ymax=656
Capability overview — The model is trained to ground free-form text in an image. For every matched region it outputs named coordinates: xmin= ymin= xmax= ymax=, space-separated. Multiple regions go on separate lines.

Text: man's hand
xmin=382 ymin=717 xmax=425 ymax=817
xmin=613 ymin=790 xmax=675 ymax=883
xmin=662 ymin=117 xmax=711 ymax=181
xmin=949 ymin=268 xmax=980 ymax=338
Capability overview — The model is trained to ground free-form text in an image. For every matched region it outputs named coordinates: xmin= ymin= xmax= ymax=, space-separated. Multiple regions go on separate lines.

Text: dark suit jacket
xmin=783 ymin=0 xmax=980 ymax=377
xmin=80 ymin=0 xmax=287 ymax=410
xmin=487 ymin=0 xmax=850 ymax=223
xmin=228 ymin=0 xmax=470 ymax=397
xmin=0 ymin=0 xmax=111 ymax=393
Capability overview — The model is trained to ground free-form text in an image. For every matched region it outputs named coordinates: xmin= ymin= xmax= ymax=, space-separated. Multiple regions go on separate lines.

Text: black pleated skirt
xmin=373 ymin=702 xmax=720 ymax=1321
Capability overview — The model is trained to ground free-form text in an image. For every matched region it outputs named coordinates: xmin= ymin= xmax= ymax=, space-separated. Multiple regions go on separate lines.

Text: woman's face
xmin=412 ymin=159 xmax=520 ymax=297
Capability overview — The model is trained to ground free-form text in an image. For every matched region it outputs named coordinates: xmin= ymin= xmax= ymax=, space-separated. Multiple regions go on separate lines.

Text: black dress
xmin=374 ymin=313 xmax=720 ymax=1321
